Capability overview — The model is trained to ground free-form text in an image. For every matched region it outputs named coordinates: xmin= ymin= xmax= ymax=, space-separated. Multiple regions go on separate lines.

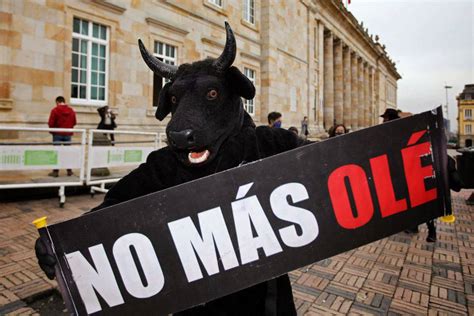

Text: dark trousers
xmin=52 ymin=135 xmax=72 ymax=173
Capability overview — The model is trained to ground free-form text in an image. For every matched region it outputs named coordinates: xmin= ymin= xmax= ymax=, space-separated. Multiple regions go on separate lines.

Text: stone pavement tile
xmin=405 ymin=250 xmax=433 ymax=268
xmin=310 ymin=257 xmax=345 ymax=280
xmin=296 ymin=272 xmax=330 ymax=291
xmin=306 ymin=295 xmax=351 ymax=315
xmin=428 ymin=307 xmax=468 ymax=316
xmin=0 ymin=194 xmax=96 ymax=310
xmin=389 ymin=286 xmax=429 ymax=314
xmin=294 ymin=298 xmax=312 ymax=315
xmin=307 ymin=292 xmax=353 ymax=315
xmin=398 ymin=263 xmax=431 ymax=293
xmin=429 ymin=284 xmax=468 ymax=314
xmin=0 ymin=289 xmax=19 ymax=306
xmin=353 ymin=290 xmax=392 ymax=314
xmin=5 ymin=306 xmax=39 ymax=316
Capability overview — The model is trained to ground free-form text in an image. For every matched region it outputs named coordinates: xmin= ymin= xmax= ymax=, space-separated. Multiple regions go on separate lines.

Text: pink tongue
xmin=190 ymin=151 xmax=206 ymax=159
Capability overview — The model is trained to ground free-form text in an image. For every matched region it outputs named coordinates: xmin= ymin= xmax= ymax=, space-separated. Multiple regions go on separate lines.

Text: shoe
xmin=404 ymin=227 xmax=419 ymax=234
xmin=48 ymin=171 xmax=59 ymax=177
xmin=67 ymin=170 xmax=74 ymax=176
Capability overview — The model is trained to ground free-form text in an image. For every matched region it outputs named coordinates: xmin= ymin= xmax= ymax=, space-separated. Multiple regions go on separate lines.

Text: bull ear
xmin=155 ymin=82 xmax=172 ymax=121
xmin=226 ymin=66 xmax=255 ymax=100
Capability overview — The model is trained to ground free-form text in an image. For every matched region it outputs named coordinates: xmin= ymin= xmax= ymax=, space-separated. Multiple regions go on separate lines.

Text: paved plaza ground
xmin=0 ymin=190 xmax=472 ymax=315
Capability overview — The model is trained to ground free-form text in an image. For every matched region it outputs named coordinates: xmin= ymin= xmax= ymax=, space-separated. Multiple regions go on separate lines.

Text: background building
xmin=0 ymin=0 xmax=400 ymax=139
xmin=457 ymin=84 xmax=474 ymax=148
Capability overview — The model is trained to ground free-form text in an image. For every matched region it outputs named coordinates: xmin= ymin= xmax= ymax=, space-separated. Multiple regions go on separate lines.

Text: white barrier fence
xmin=0 ymin=126 xmax=166 ymax=206
xmin=86 ymin=129 xmax=161 ymax=195
xmin=0 ymin=127 xmax=87 ymax=206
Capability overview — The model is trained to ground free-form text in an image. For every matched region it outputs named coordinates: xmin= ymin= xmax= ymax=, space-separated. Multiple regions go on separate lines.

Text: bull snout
xmin=168 ymin=129 xmax=196 ymax=149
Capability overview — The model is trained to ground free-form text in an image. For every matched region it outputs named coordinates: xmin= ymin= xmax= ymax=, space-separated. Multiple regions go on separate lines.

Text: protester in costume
xmin=36 ymin=23 xmax=303 ymax=316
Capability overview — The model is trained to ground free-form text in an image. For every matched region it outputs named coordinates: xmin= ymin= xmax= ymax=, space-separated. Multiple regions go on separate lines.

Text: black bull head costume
xmin=139 ymin=22 xmax=256 ymax=166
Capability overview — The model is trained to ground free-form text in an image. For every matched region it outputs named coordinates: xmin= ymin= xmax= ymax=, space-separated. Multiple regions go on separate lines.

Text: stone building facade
xmin=457 ymin=84 xmax=474 ymax=148
xmin=0 ymin=0 xmax=400 ymax=138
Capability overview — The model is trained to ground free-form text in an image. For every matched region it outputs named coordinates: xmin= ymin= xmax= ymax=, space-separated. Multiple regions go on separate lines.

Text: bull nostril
xmin=183 ymin=130 xmax=195 ymax=144
xmin=187 ymin=134 xmax=195 ymax=143
xmin=168 ymin=129 xmax=195 ymax=149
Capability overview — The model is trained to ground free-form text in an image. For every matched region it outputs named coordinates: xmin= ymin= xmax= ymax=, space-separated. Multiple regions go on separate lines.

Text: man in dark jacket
xmin=47 ymin=96 xmax=76 ymax=177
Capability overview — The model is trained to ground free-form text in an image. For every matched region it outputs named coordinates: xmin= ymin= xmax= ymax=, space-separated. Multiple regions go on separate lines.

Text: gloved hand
xmin=35 ymin=237 xmax=56 ymax=280
xmin=448 ymin=156 xmax=463 ymax=192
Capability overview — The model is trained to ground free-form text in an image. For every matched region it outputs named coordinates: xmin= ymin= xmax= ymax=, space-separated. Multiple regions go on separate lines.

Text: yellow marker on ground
xmin=440 ymin=215 xmax=456 ymax=223
xmin=32 ymin=216 xmax=48 ymax=229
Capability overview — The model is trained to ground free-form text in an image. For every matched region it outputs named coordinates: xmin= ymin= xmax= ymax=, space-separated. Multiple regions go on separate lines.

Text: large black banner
xmin=45 ymin=108 xmax=451 ymax=315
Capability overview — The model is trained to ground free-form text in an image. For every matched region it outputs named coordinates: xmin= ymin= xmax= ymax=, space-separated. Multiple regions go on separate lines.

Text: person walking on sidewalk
xmin=47 ymin=96 xmax=77 ymax=177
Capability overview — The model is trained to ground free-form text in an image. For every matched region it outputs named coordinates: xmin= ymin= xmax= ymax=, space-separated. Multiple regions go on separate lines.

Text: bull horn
xmin=213 ymin=22 xmax=236 ymax=71
xmin=138 ymin=39 xmax=178 ymax=79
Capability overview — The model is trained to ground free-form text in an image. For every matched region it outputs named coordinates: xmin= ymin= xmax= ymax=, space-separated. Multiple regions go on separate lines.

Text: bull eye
xmin=206 ymin=89 xmax=218 ymax=100
xmin=170 ymin=95 xmax=177 ymax=104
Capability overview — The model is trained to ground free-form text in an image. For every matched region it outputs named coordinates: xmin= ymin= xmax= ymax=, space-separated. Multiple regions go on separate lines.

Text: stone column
xmin=351 ymin=52 xmax=359 ymax=130
xmin=334 ymin=38 xmax=343 ymax=125
xmin=358 ymin=57 xmax=364 ymax=128
xmin=364 ymin=63 xmax=370 ymax=127
xmin=317 ymin=21 xmax=325 ymax=131
xmin=374 ymin=68 xmax=381 ymax=124
xmin=323 ymin=30 xmax=334 ymax=130
xmin=369 ymin=67 xmax=375 ymax=126
xmin=343 ymin=45 xmax=352 ymax=129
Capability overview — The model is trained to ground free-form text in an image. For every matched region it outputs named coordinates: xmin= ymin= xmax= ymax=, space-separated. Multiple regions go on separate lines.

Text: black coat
xmin=97 ymin=107 xmax=117 ymax=130
xmin=92 ymin=113 xmax=300 ymax=315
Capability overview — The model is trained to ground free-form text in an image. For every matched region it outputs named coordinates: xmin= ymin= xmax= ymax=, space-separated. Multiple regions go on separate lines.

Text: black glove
xmin=448 ymin=156 xmax=463 ymax=192
xmin=35 ymin=238 xmax=56 ymax=280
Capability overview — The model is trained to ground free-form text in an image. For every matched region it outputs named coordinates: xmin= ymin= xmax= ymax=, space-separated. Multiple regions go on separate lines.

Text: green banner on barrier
xmin=24 ymin=150 xmax=58 ymax=166
xmin=124 ymin=150 xmax=142 ymax=163
xmin=107 ymin=151 xmax=123 ymax=164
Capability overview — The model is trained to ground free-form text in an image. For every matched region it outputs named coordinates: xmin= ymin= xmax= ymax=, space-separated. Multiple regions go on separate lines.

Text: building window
xmin=466 ymin=124 xmax=472 ymax=135
xmin=208 ymin=0 xmax=223 ymax=7
xmin=153 ymin=41 xmax=177 ymax=107
xmin=71 ymin=17 xmax=108 ymax=105
xmin=243 ymin=67 xmax=255 ymax=115
xmin=465 ymin=109 xmax=472 ymax=119
xmin=243 ymin=0 xmax=255 ymax=24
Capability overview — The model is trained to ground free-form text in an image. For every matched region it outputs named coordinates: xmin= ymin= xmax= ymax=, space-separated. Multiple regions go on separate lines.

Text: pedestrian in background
xmin=268 ymin=111 xmax=282 ymax=128
xmin=380 ymin=108 xmax=400 ymax=122
xmin=329 ymin=124 xmax=348 ymax=138
xmin=97 ymin=106 xmax=117 ymax=144
xmin=301 ymin=116 xmax=309 ymax=139
xmin=288 ymin=126 xmax=299 ymax=136
xmin=47 ymin=96 xmax=76 ymax=177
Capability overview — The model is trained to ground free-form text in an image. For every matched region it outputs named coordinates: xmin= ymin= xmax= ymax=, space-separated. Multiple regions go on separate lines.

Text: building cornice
xmin=312 ymin=0 xmax=401 ymax=79
xmin=145 ymin=17 xmax=189 ymax=35
xmin=90 ymin=0 xmax=126 ymax=14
